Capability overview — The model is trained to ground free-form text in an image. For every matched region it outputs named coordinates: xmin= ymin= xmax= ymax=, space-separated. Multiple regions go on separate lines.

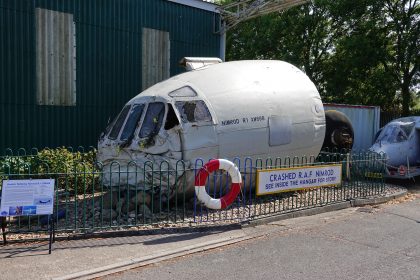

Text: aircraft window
xmin=108 ymin=105 xmax=131 ymax=140
xmin=168 ymin=86 xmax=197 ymax=97
xmin=400 ymin=122 xmax=415 ymax=137
xmin=376 ymin=125 xmax=408 ymax=143
xmin=139 ymin=102 xmax=165 ymax=139
xmin=103 ymin=119 xmax=114 ymax=137
xmin=164 ymin=104 xmax=180 ymax=130
xmin=120 ymin=104 xmax=145 ymax=141
xmin=396 ymin=130 xmax=407 ymax=142
xmin=175 ymin=100 xmax=212 ymax=123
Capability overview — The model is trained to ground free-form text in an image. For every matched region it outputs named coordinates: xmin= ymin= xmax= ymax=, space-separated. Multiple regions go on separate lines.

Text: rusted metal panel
xmin=324 ymin=103 xmax=380 ymax=151
xmin=142 ymin=28 xmax=170 ymax=90
xmin=35 ymin=8 xmax=76 ymax=106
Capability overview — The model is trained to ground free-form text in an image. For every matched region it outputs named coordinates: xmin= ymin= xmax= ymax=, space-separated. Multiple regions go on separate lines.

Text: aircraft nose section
xmin=369 ymin=143 xmax=382 ymax=154
xmin=369 ymin=143 xmax=389 ymax=160
xmin=369 ymin=143 xmax=408 ymax=167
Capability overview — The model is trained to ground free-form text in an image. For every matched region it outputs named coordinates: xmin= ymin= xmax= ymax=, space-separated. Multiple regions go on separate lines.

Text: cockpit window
xmin=164 ymin=104 xmax=180 ymax=130
xmin=400 ymin=122 xmax=415 ymax=137
xmin=108 ymin=105 xmax=131 ymax=140
xmin=175 ymin=100 xmax=212 ymax=123
xmin=168 ymin=86 xmax=197 ymax=97
xmin=120 ymin=104 xmax=145 ymax=141
xmin=139 ymin=102 xmax=165 ymax=139
xmin=376 ymin=124 xmax=410 ymax=143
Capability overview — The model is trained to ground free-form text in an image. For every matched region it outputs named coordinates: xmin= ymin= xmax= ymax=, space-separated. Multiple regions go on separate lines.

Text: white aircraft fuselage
xmin=97 ymin=60 xmax=326 ymax=194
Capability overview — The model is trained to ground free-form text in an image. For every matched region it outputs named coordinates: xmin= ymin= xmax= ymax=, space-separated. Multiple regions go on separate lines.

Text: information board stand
xmin=1 ymin=195 xmax=6 ymax=245
xmin=1 ymin=216 xmax=6 ymax=245
xmin=0 ymin=179 xmax=55 ymax=253
xmin=48 ymin=214 xmax=56 ymax=254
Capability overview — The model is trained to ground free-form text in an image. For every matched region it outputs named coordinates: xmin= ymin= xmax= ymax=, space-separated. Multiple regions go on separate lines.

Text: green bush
xmin=0 ymin=147 xmax=99 ymax=194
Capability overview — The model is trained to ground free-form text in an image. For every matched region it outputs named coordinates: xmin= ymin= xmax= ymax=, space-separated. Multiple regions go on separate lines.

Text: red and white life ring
xmin=194 ymin=159 xmax=242 ymax=210
xmin=398 ymin=165 xmax=406 ymax=176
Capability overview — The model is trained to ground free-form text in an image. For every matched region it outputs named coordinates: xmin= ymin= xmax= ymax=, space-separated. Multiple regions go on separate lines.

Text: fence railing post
xmin=0 ymin=147 xmax=392 ymax=237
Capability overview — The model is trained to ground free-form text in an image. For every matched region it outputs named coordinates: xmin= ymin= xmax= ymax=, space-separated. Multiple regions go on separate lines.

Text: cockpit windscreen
xmin=376 ymin=122 xmax=415 ymax=143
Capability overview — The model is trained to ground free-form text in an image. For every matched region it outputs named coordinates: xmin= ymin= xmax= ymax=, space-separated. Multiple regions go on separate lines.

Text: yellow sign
xmin=256 ymin=164 xmax=342 ymax=196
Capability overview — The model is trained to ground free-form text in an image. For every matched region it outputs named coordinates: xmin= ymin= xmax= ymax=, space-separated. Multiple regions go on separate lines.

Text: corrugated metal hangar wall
xmin=0 ymin=0 xmax=221 ymax=151
xmin=324 ymin=104 xmax=380 ymax=151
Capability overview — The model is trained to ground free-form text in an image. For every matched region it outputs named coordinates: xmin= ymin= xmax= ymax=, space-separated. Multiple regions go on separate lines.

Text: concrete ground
xmin=0 ymin=184 xmax=418 ymax=280
xmin=105 ymin=195 xmax=420 ymax=280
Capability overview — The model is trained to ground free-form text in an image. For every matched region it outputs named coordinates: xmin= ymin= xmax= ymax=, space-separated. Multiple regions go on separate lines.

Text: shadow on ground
xmin=0 ymin=229 xmax=224 ymax=259
xmin=386 ymin=176 xmax=420 ymax=193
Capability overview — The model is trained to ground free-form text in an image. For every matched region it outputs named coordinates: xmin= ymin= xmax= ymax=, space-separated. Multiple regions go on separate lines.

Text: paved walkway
xmin=0 ymin=187 xmax=417 ymax=280
xmin=0 ymin=225 xmax=255 ymax=280
xmin=106 ymin=196 xmax=420 ymax=280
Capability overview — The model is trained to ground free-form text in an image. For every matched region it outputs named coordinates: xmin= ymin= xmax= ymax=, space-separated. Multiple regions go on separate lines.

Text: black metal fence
xmin=0 ymin=147 xmax=386 ymax=235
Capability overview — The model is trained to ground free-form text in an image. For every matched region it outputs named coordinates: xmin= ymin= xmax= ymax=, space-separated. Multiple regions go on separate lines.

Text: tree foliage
xmin=225 ymin=0 xmax=419 ymax=113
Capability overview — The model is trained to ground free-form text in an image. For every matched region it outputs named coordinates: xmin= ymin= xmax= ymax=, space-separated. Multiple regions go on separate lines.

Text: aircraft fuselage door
xmin=174 ymin=99 xmax=219 ymax=160
xmin=269 ymin=115 xmax=292 ymax=146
